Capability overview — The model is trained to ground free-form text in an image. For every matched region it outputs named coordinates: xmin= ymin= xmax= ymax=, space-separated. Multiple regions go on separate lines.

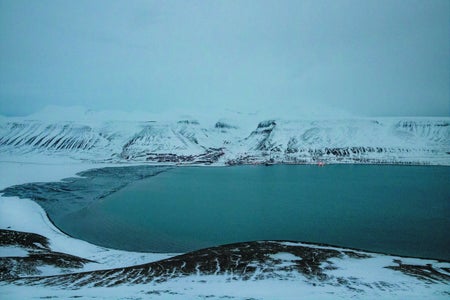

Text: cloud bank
xmin=0 ymin=0 xmax=449 ymax=117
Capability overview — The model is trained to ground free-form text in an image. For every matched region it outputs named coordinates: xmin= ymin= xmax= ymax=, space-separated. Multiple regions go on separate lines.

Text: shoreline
xmin=23 ymin=198 xmax=450 ymax=263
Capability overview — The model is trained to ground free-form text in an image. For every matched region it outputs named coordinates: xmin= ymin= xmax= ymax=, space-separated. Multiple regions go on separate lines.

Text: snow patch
xmin=0 ymin=246 xmax=28 ymax=257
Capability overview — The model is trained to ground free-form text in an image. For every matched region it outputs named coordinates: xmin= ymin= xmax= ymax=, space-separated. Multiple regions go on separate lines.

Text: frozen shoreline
xmin=0 ymin=161 xmax=176 ymax=266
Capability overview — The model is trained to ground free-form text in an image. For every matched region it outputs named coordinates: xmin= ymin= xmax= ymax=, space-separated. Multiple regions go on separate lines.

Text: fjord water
xmin=60 ymin=165 xmax=450 ymax=259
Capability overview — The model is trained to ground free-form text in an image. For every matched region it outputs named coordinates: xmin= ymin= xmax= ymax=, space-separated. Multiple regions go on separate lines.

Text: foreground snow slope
xmin=0 ymin=107 xmax=448 ymax=165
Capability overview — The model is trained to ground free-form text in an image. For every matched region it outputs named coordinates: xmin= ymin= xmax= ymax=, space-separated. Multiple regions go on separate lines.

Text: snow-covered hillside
xmin=1 ymin=108 xmax=448 ymax=165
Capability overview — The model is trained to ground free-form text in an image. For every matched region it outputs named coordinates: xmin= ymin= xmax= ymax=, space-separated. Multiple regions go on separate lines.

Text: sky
xmin=0 ymin=0 xmax=449 ymax=117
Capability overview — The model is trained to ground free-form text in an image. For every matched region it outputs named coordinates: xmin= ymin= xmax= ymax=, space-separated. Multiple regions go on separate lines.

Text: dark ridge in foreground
xmin=1 ymin=229 xmax=448 ymax=294
xmin=0 ymin=229 xmax=93 ymax=280
xmin=11 ymin=241 xmax=349 ymax=287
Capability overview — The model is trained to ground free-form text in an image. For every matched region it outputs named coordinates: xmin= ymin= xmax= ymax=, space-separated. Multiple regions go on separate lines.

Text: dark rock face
xmin=323 ymin=147 xmax=386 ymax=157
xmin=215 ymin=122 xmax=237 ymax=130
xmin=245 ymin=120 xmax=278 ymax=151
xmin=177 ymin=120 xmax=200 ymax=125
xmin=0 ymin=230 xmax=93 ymax=280
xmin=396 ymin=120 xmax=449 ymax=129
xmin=0 ymin=229 xmax=50 ymax=250
xmin=386 ymin=260 xmax=450 ymax=284
xmin=225 ymin=154 xmax=260 ymax=166
xmin=257 ymin=120 xmax=277 ymax=129
xmin=122 ymin=148 xmax=225 ymax=164
xmin=286 ymin=137 xmax=299 ymax=154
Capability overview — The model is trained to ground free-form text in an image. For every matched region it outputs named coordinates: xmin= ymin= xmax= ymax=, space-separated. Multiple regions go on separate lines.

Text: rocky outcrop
xmin=0 ymin=229 xmax=93 ymax=280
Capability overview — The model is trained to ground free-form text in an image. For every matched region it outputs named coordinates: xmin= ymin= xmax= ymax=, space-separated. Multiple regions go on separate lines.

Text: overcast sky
xmin=0 ymin=0 xmax=449 ymax=117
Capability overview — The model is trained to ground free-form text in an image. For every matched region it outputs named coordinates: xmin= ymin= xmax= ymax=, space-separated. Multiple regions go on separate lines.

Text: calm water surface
xmin=60 ymin=165 xmax=450 ymax=259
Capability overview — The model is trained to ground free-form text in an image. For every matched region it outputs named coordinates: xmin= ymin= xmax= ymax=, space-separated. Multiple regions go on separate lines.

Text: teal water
xmin=59 ymin=165 xmax=450 ymax=260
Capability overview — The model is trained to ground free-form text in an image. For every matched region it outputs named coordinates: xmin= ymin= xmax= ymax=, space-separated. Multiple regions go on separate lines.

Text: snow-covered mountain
xmin=0 ymin=108 xmax=448 ymax=165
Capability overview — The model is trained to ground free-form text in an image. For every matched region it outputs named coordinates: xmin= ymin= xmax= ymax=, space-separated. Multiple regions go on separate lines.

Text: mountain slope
xmin=0 ymin=112 xmax=448 ymax=165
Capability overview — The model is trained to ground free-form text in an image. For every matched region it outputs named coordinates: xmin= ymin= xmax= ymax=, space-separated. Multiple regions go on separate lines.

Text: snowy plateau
xmin=0 ymin=107 xmax=449 ymax=299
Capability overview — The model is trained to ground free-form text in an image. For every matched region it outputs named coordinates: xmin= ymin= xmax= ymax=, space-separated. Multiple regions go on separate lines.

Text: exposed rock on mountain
xmin=1 ymin=115 xmax=448 ymax=165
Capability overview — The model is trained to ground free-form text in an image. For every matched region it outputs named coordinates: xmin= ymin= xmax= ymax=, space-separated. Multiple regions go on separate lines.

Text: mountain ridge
xmin=1 ymin=112 xmax=448 ymax=165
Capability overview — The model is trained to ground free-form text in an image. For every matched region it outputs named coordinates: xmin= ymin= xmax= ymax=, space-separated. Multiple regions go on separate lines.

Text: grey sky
xmin=0 ymin=0 xmax=449 ymax=117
